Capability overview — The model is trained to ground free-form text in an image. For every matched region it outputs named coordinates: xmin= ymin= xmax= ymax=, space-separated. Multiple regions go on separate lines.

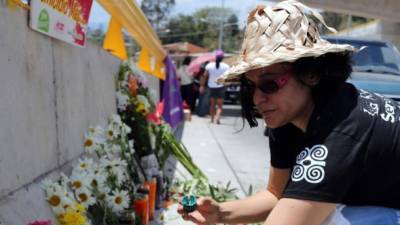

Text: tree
xmin=160 ymin=14 xmax=201 ymax=44
xmin=140 ymin=0 xmax=175 ymax=31
xmin=320 ymin=11 xmax=374 ymax=34
xmin=160 ymin=6 xmax=241 ymax=53
xmin=87 ymin=26 xmax=105 ymax=46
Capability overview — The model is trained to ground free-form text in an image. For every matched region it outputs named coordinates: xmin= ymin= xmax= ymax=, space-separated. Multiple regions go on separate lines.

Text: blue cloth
xmin=323 ymin=205 xmax=400 ymax=225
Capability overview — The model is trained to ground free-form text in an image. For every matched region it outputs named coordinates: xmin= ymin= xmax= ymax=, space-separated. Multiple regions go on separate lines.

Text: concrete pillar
xmin=379 ymin=21 xmax=400 ymax=49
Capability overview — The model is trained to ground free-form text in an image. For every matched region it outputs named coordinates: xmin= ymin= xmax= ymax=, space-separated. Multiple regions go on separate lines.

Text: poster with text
xmin=30 ymin=0 xmax=94 ymax=47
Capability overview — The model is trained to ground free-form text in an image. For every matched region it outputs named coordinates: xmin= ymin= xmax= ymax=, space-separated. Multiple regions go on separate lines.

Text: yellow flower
xmin=58 ymin=208 xmax=87 ymax=225
xmin=136 ymin=103 xmax=148 ymax=115
xmin=73 ymin=202 xmax=86 ymax=214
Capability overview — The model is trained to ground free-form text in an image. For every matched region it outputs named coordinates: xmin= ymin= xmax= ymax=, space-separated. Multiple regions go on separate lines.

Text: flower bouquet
xmin=43 ymin=114 xmax=142 ymax=225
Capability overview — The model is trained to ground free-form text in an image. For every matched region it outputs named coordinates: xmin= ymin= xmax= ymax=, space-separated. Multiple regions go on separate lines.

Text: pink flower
xmin=28 ymin=220 xmax=52 ymax=225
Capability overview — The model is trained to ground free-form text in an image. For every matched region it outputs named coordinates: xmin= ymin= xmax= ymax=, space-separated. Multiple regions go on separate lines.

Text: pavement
xmin=150 ymin=104 xmax=272 ymax=225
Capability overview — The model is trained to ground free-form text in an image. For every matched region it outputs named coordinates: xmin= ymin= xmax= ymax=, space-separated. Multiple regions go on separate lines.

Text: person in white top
xmin=200 ymin=50 xmax=230 ymax=124
xmin=177 ymin=56 xmax=195 ymax=111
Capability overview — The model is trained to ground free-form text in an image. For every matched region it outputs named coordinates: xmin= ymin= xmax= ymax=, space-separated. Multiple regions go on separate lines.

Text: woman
xmin=178 ymin=1 xmax=400 ymax=225
xmin=200 ymin=50 xmax=229 ymax=124
xmin=178 ymin=56 xmax=195 ymax=112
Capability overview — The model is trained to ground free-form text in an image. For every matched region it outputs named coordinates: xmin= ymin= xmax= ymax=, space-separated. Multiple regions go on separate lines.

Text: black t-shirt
xmin=268 ymin=83 xmax=400 ymax=208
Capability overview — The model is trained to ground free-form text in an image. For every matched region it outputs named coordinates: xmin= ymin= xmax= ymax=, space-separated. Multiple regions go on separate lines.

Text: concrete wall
xmin=0 ymin=3 xmax=161 ymax=224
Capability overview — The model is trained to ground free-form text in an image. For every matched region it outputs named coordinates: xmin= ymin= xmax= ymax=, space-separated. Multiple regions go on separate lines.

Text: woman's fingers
xmin=177 ymin=204 xmax=185 ymax=214
xmin=187 ymin=210 xmax=207 ymax=224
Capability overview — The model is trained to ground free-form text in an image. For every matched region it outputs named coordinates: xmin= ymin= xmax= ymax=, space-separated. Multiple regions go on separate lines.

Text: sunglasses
xmin=244 ymin=72 xmax=291 ymax=94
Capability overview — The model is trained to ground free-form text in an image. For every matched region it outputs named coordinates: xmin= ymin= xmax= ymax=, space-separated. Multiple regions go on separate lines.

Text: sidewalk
xmin=152 ymin=105 xmax=271 ymax=225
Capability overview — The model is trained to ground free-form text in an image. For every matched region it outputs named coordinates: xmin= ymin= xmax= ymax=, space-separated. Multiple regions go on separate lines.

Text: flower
xmin=109 ymin=114 xmax=123 ymax=126
xmin=83 ymin=133 xmax=105 ymax=155
xmin=58 ymin=208 xmax=87 ymax=225
xmin=137 ymin=95 xmax=150 ymax=113
xmin=106 ymin=190 xmax=130 ymax=213
xmin=128 ymin=75 xmax=138 ymax=97
xmin=42 ymin=180 xmax=72 ymax=215
xmin=121 ymin=123 xmax=131 ymax=135
xmin=28 ymin=220 xmax=52 ymax=225
xmin=104 ymin=142 xmax=122 ymax=157
xmin=88 ymin=171 xmax=106 ymax=190
xmin=74 ymin=187 xmax=96 ymax=208
xmin=73 ymin=158 xmax=94 ymax=174
xmin=99 ymin=157 xmax=128 ymax=185
xmin=87 ymin=125 xmax=105 ymax=138
xmin=106 ymin=124 xmax=120 ymax=141
xmin=69 ymin=173 xmax=90 ymax=191
xmin=116 ymin=91 xmax=130 ymax=111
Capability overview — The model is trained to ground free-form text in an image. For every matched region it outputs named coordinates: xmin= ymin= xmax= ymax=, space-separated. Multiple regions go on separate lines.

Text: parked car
xmin=224 ymin=83 xmax=240 ymax=104
xmin=325 ymin=36 xmax=400 ymax=101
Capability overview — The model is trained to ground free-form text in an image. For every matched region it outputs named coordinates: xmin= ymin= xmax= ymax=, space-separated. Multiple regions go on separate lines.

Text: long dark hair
xmin=182 ymin=56 xmax=191 ymax=66
xmin=216 ymin=56 xmax=223 ymax=69
xmin=240 ymin=52 xmax=353 ymax=128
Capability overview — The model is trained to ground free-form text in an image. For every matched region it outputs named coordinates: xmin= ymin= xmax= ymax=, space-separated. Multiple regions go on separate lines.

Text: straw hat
xmin=218 ymin=0 xmax=356 ymax=84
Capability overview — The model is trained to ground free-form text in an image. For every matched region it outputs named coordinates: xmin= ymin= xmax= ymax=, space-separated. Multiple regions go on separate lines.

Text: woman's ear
xmin=304 ymin=73 xmax=320 ymax=86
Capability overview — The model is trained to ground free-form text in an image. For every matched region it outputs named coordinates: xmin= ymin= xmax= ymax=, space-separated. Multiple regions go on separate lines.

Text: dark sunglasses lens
xmin=259 ymin=81 xmax=279 ymax=94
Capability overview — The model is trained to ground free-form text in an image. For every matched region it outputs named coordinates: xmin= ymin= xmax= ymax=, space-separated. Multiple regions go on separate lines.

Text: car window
xmin=325 ymin=37 xmax=400 ymax=75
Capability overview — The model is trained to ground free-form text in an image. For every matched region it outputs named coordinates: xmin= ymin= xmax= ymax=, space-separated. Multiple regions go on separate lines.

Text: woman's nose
xmin=253 ymin=88 xmax=268 ymax=106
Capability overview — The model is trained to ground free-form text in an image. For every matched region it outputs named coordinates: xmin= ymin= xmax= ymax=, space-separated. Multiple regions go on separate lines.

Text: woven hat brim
xmin=218 ymin=43 xmax=356 ymax=84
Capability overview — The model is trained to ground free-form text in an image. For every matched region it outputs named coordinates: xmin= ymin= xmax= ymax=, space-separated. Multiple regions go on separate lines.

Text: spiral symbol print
xmin=292 ymin=165 xmax=305 ymax=182
xmin=291 ymin=145 xmax=328 ymax=184
xmin=310 ymin=145 xmax=328 ymax=161
xmin=305 ymin=165 xmax=325 ymax=183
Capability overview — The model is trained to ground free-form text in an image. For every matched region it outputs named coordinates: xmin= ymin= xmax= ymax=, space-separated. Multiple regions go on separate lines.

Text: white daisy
xmin=83 ymin=134 xmax=105 ymax=155
xmin=42 ymin=181 xmax=71 ymax=215
xmin=74 ymin=157 xmax=94 ymax=174
xmin=69 ymin=172 xmax=90 ymax=191
xmin=121 ymin=123 xmax=131 ymax=135
xmin=109 ymin=114 xmax=123 ymax=126
xmin=89 ymin=171 xmax=106 ymax=190
xmin=116 ymin=91 xmax=130 ymax=111
xmin=106 ymin=190 xmax=130 ymax=213
xmin=75 ymin=187 xmax=96 ymax=208
xmin=99 ymin=157 xmax=128 ymax=185
xmin=87 ymin=125 xmax=105 ymax=138
xmin=106 ymin=124 xmax=120 ymax=141
xmin=104 ymin=142 xmax=122 ymax=157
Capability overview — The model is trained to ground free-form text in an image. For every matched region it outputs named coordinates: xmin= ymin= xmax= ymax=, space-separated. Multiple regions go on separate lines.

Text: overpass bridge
xmin=269 ymin=0 xmax=400 ymax=48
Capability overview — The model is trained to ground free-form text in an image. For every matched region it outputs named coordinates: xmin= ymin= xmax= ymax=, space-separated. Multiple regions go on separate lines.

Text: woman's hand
xmin=199 ymin=86 xmax=205 ymax=94
xmin=178 ymin=197 xmax=221 ymax=225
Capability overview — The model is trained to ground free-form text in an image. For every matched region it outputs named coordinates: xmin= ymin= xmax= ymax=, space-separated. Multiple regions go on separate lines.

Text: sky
xmin=88 ymin=0 xmax=274 ymax=30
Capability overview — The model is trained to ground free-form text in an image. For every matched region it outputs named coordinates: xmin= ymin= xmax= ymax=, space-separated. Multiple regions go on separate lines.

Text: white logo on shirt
xmin=380 ymin=99 xmax=396 ymax=123
xmin=359 ymin=89 xmax=400 ymax=122
xmin=291 ymin=145 xmax=328 ymax=184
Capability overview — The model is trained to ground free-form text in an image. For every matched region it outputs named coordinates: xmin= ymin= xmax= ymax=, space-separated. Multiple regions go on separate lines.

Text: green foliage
xmin=87 ymin=27 xmax=105 ymax=46
xmin=141 ymin=0 xmax=176 ymax=30
xmin=161 ymin=6 xmax=242 ymax=53
xmin=320 ymin=11 xmax=374 ymax=34
xmin=170 ymin=178 xmax=238 ymax=203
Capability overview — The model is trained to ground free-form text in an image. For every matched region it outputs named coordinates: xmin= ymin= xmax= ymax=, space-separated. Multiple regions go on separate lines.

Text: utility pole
xmin=218 ymin=0 xmax=224 ymax=50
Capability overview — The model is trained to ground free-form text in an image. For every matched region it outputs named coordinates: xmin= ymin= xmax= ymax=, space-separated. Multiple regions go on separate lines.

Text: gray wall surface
xmin=0 ymin=3 xmax=153 ymax=224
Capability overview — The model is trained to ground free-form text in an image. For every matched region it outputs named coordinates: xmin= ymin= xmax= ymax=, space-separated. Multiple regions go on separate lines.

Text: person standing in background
xmin=177 ymin=56 xmax=195 ymax=112
xmin=195 ymin=61 xmax=210 ymax=117
xmin=200 ymin=50 xmax=230 ymax=124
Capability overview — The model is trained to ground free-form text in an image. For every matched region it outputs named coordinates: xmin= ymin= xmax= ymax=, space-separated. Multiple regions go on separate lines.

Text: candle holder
xmin=181 ymin=195 xmax=197 ymax=213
